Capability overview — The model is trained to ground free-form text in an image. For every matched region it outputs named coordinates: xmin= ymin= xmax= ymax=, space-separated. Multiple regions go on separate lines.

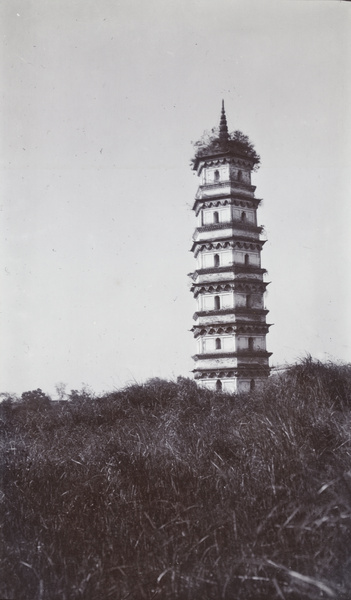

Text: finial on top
xmin=219 ymin=99 xmax=229 ymax=143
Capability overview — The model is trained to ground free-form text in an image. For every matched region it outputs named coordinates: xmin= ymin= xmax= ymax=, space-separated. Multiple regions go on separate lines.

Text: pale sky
xmin=1 ymin=0 xmax=350 ymax=396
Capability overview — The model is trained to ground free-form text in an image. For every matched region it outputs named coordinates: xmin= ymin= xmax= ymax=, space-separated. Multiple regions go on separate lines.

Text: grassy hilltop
xmin=1 ymin=358 xmax=351 ymax=600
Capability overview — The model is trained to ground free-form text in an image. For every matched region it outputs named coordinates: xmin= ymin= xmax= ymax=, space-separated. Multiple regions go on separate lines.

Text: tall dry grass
xmin=1 ymin=358 xmax=351 ymax=599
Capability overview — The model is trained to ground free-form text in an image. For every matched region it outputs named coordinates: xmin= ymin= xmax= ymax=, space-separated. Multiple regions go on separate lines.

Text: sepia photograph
xmin=1 ymin=1 xmax=351 ymax=598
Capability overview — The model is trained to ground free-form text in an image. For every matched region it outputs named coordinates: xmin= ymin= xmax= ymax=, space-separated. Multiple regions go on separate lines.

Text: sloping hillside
xmin=1 ymin=358 xmax=351 ymax=599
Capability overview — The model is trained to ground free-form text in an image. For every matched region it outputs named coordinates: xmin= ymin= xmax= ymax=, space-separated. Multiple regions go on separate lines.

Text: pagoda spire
xmin=219 ymin=99 xmax=229 ymax=143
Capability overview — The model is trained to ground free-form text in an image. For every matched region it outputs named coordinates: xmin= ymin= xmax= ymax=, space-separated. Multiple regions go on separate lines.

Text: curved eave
xmin=192 ymin=322 xmax=273 ymax=337
xmin=193 ymin=193 xmax=261 ymax=214
xmin=191 ymin=150 xmax=228 ymax=172
xmin=193 ymin=308 xmax=269 ymax=320
xmin=191 ymin=279 xmax=270 ymax=290
xmin=191 ymin=150 xmax=257 ymax=173
xmin=194 ymin=221 xmax=263 ymax=235
xmin=193 ymin=366 xmax=271 ymax=379
xmin=193 ymin=351 xmax=272 ymax=361
xmin=191 ymin=280 xmax=270 ymax=297
xmin=189 ymin=265 xmax=267 ymax=280
xmin=191 ymin=235 xmax=266 ymax=255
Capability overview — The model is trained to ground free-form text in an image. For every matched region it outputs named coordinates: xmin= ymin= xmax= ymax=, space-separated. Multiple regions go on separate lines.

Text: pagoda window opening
xmin=244 ymin=253 xmax=250 ymax=266
xmin=214 ymin=295 xmax=220 ymax=310
xmin=214 ymin=254 xmax=220 ymax=267
xmin=238 ymin=170 xmax=242 ymax=181
xmin=241 ymin=211 xmax=246 ymax=221
xmin=214 ymin=170 xmax=220 ymax=181
xmin=250 ymin=379 xmax=255 ymax=391
xmin=246 ymin=294 xmax=252 ymax=308
xmin=248 ymin=337 xmax=254 ymax=351
xmin=215 ymin=337 xmax=221 ymax=350
xmin=213 ymin=211 xmax=219 ymax=224
xmin=216 ymin=379 xmax=222 ymax=391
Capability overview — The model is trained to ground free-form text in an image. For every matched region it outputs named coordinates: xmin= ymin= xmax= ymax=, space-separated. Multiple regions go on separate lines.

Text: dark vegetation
xmin=191 ymin=127 xmax=261 ymax=170
xmin=1 ymin=358 xmax=351 ymax=599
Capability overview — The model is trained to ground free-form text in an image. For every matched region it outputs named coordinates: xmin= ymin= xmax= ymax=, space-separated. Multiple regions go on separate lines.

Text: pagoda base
xmin=197 ymin=376 xmax=268 ymax=394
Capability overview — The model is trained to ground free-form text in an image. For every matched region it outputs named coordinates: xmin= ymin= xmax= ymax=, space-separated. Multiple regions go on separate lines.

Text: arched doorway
xmin=216 ymin=379 xmax=222 ymax=391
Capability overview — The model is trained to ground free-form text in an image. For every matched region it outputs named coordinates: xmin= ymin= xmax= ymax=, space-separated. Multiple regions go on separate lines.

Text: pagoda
xmin=189 ymin=102 xmax=272 ymax=393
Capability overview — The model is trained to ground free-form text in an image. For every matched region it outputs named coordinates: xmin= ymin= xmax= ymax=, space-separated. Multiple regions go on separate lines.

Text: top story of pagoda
xmin=191 ymin=101 xmax=260 ymax=175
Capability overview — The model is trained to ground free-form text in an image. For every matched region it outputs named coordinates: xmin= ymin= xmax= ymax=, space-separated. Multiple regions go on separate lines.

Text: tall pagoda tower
xmin=189 ymin=102 xmax=272 ymax=393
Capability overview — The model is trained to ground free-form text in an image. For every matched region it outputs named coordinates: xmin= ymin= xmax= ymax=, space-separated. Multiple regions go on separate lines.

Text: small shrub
xmin=21 ymin=388 xmax=52 ymax=410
